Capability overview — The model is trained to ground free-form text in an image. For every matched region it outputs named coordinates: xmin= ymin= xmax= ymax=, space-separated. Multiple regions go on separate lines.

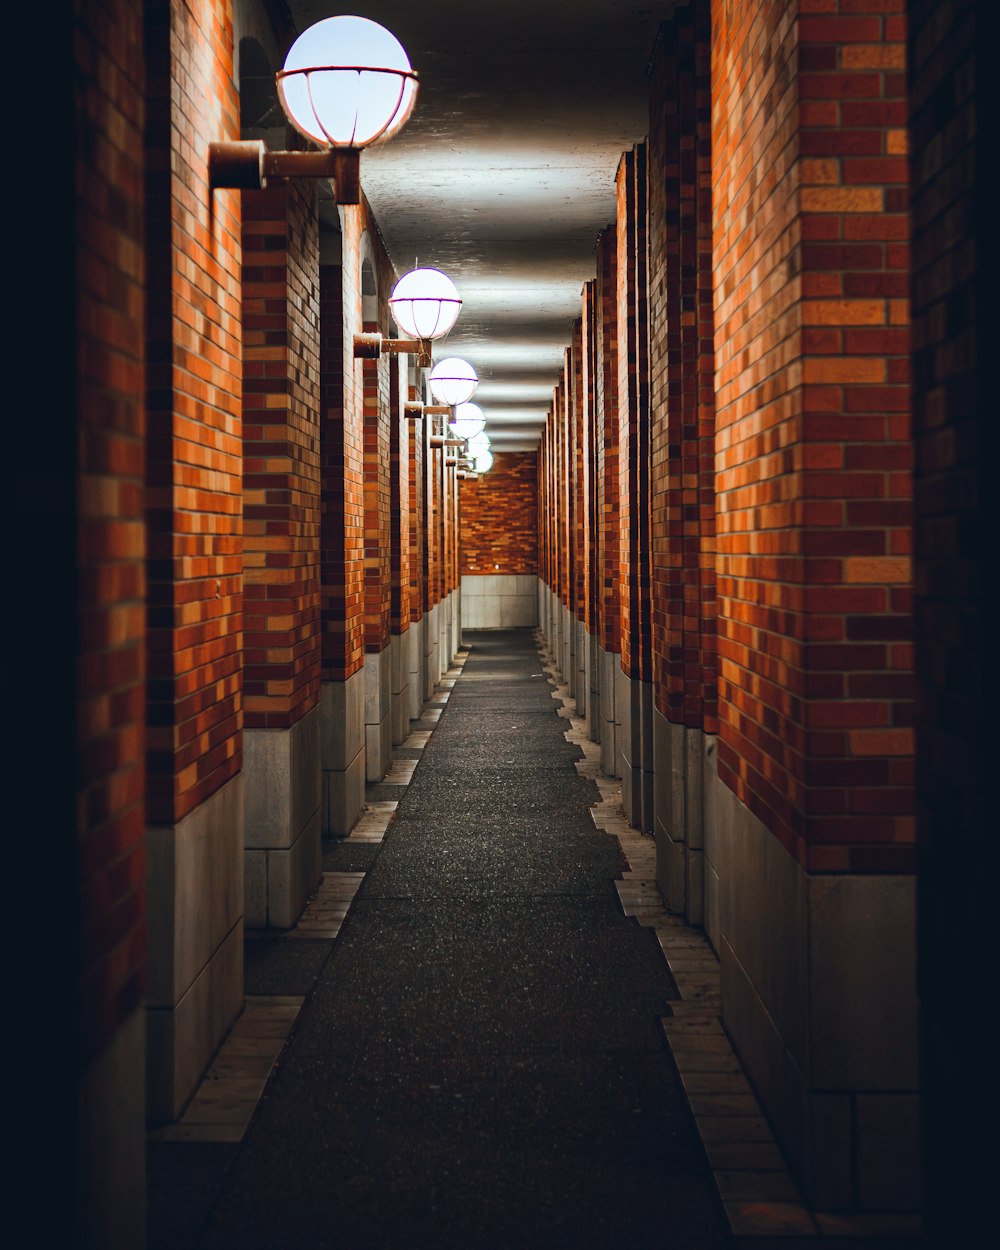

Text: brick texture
xmin=595 ymin=228 xmax=621 ymax=655
xmin=145 ymin=0 xmax=243 ymax=826
xmin=460 ymin=453 xmax=538 ymax=574
xmin=648 ymin=4 xmax=718 ymax=734
xmin=617 ymin=145 xmax=651 ymax=682
xmin=76 ymin=0 xmax=147 ymax=1062
xmin=712 ymin=0 xmax=914 ymax=870
xmin=241 ymin=181 xmax=321 ymax=728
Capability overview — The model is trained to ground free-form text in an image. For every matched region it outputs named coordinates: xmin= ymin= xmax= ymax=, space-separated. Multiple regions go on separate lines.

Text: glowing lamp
xmin=278 ymin=16 xmax=417 ymax=148
xmin=450 ymin=403 xmax=486 ymax=439
xmin=209 ymin=16 xmax=417 ymax=203
xmin=389 ymin=269 xmax=462 ymax=341
xmin=468 ymin=431 xmax=491 ymax=457
xmin=429 ymin=358 xmax=479 ymax=406
xmin=474 ymin=449 xmax=494 ymax=474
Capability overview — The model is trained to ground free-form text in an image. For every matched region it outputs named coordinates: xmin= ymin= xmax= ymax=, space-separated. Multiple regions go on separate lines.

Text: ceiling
xmin=287 ymin=1 xmax=676 ymax=451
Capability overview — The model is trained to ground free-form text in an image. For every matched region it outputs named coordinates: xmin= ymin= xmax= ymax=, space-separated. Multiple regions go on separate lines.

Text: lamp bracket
xmin=354 ymin=333 xmax=431 ymax=368
xmin=209 ymin=141 xmax=361 ymax=204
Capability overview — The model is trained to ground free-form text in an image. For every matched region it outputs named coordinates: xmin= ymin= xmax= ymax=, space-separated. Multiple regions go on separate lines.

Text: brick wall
xmin=362 ymin=337 xmax=391 ymax=652
xmin=459 ymin=452 xmax=539 ymax=575
xmin=390 ymin=357 xmax=411 ymax=633
xmin=595 ymin=228 xmax=621 ymax=656
xmin=242 ymin=181 xmax=321 ymax=728
xmin=408 ymin=390 xmax=426 ymax=621
xmin=648 ymin=3 xmax=718 ymax=734
xmin=571 ymin=320 xmax=589 ymax=626
xmin=712 ymin=0 xmax=914 ymax=870
xmin=145 ymin=0 xmax=242 ymax=826
xmin=617 ymin=145 xmax=651 ymax=682
xmin=76 ymin=0 xmax=147 ymax=1062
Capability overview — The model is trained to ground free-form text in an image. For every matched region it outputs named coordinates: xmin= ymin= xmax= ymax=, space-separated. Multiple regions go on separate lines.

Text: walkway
xmin=150 ymin=629 xmax=731 ymax=1248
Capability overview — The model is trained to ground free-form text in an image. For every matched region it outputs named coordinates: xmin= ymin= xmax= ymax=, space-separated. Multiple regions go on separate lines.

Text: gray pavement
xmin=149 ymin=628 xmax=732 ymax=1249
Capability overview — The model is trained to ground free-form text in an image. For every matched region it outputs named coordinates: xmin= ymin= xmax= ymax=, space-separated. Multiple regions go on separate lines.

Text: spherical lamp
xmin=474 ymin=449 xmax=494 ymax=474
xmin=429 ymin=358 xmax=478 ymax=406
xmin=278 ymin=16 xmax=418 ymax=148
xmin=389 ymin=268 xmax=462 ymax=341
xmin=468 ymin=431 xmax=491 ymax=457
xmin=450 ymin=403 xmax=486 ymax=440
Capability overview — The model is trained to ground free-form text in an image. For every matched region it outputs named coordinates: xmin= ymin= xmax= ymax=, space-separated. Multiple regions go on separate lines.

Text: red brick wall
xmin=595 ymin=228 xmax=621 ymax=656
xmin=320 ymin=204 xmax=398 ymax=680
xmin=648 ymin=2 xmax=718 ymax=734
xmin=459 ymin=452 xmax=538 ymax=575
xmin=408 ymin=393 xmax=426 ymax=621
xmin=145 ymin=0 xmax=242 ymax=826
xmin=242 ymin=181 xmax=321 ymax=728
xmin=571 ymin=320 xmax=589 ymax=626
xmin=319 ymin=259 xmax=362 ymax=681
xmin=76 ymin=0 xmax=147 ymax=1061
xmin=362 ymin=338 xmax=391 ymax=652
xmin=617 ymin=145 xmax=651 ymax=682
xmin=712 ymin=0 xmax=914 ymax=870
xmin=390 ymin=357 xmax=411 ymax=634
xmin=584 ymin=281 xmax=599 ymax=636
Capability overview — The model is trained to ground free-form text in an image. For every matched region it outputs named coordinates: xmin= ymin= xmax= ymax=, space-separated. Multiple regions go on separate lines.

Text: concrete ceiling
xmin=288 ymin=1 xmax=674 ymax=451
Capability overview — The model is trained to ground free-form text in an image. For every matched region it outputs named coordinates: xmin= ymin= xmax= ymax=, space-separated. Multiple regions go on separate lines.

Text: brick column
xmin=616 ymin=144 xmax=653 ymax=830
xmin=571 ymin=319 xmax=589 ymax=713
xmin=319 ymin=224 xmax=365 ymax=835
xmin=241 ymin=181 xmax=322 ymax=929
xmin=71 ymin=0 xmax=147 ymax=1235
xmin=595 ymin=227 xmax=621 ymax=775
xmin=407 ymin=390 xmax=426 ymax=716
xmin=648 ymin=2 xmax=717 ymax=923
xmin=144 ymin=0 xmax=244 ymax=1123
xmin=710 ymin=0 xmax=916 ymax=1211
xmin=389 ymin=355 xmax=411 ymax=742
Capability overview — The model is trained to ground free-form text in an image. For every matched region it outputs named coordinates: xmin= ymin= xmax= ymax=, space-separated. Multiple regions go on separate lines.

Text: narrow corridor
xmin=150 ymin=630 xmax=730 ymax=1249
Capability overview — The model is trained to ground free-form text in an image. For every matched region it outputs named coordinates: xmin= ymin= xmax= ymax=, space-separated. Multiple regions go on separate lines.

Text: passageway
xmin=150 ymin=630 xmax=730 ymax=1249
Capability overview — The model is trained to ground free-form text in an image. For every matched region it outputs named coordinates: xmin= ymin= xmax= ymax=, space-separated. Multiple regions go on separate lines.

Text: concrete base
xmin=706 ymin=763 xmax=920 ymax=1212
xmin=244 ymin=705 xmax=322 ymax=929
xmin=365 ymin=648 xmax=392 ymax=781
xmin=390 ymin=631 xmax=410 ymax=745
xmin=575 ymin=618 xmax=588 ymax=717
xmin=599 ymin=646 xmax=618 ymax=776
xmin=615 ymin=668 xmax=653 ymax=832
xmin=461 ymin=574 xmax=538 ymax=628
xmin=653 ymin=711 xmax=710 ymax=926
xmin=77 ymin=1007 xmax=145 ymax=1249
xmin=561 ymin=602 xmax=574 ymax=699
xmin=321 ymin=671 xmax=365 ymax=836
xmin=586 ymin=630 xmax=601 ymax=743
xmin=408 ymin=618 xmax=425 ymax=720
xmin=146 ymin=773 xmax=244 ymax=1122
xmin=426 ymin=603 xmax=439 ymax=696
xmin=450 ymin=587 xmax=461 ymax=658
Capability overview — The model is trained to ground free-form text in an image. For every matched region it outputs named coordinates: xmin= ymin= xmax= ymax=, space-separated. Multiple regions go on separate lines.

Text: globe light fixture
xmin=474 ymin=449 xmax=494 ymax=474
xmin=210 ymin=15 xmax=417 ymax=204
xmin=430 ymin=358 xmax=479 ymax=407
xmin=389 ymin=269 xmax=462 ymax=341
xmin=468 ymin=431 xmax=491 ymax=457
xmin=278 ymin=16 xmax=417 ymax=148
xmin=450 ymin=403 xmax=486 ymax=440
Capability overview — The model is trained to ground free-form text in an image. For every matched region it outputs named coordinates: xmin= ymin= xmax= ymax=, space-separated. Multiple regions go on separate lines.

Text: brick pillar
xmin=362 ymin=321 xmax=392 ymax=781
xmin=908 ymin=0 xmax=981 ymax=1239
xmin=407 ymin=391 xmax=426 ymax=716
xmin=144 ymin=0 xmax=244 ymax=1125
xmin=389 ymin=355 xmax=411 ymax=743
xmin=319 ymin=229 xmax=365 ymax=834
xmin=648 ymin=2 xmax=717 ymax=924
xmin=584 ymin=280 xmax=602 ymax=739
xmin=71 ymin=0 xmax=147 ymax=1237
xmin=571 ymin=319 xmax=589 ymax=713
xmin=616 ymin=144 xmax=653 ymax=830
xmin=241 ymin=181 xmax=322 ymax=929
xmin=595 ymin=227 xmax=621 ymax=775
xmin=710 ymin=0 xmax=916 ymax=1211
